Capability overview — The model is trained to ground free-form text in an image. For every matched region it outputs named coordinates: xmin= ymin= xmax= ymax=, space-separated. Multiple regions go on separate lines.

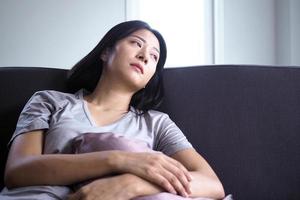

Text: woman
xmin=1 ymin=20 xmax=225 ymax=200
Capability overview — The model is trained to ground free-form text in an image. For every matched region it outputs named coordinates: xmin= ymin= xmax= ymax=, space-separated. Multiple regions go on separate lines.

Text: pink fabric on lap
xmin=134 ymin=192 xmax=233 ymax=200
xmin=134 ymin=192 xmax=213 ymax=200
xmin=72 ymin=132 xmax=153 ymax=153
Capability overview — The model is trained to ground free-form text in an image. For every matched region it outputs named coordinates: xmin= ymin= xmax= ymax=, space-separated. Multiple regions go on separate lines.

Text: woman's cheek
xmin=146 ymin=70 xmax=156 ymax=83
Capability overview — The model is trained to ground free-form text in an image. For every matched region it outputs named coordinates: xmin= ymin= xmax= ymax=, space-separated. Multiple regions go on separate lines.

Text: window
xmin=126 ymin=0 xmax=214 ymax=68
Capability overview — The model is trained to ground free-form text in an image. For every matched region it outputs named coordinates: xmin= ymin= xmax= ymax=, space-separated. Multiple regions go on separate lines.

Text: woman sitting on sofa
xmin=1 ymin=20 xmax=226 ymax=200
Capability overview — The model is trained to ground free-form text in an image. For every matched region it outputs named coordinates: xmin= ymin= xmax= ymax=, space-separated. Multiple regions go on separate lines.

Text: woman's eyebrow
xmin=131 ymin=35 xmax=160 ymax=54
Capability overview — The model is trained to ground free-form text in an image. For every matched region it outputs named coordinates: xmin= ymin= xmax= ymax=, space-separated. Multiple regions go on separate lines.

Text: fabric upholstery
xmin=0 ymin=65 xmax=299 ymax=200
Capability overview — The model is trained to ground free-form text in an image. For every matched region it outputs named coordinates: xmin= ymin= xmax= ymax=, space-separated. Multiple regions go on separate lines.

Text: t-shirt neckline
xmin=77 ymin=89 xmax=133 ymax=127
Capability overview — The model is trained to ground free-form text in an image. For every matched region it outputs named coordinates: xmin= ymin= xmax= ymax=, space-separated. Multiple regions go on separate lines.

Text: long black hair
xmin=67 ymin=20 xmax=167 ymax=112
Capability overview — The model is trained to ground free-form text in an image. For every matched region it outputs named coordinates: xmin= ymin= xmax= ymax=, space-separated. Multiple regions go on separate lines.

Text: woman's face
xmin=101 ymin=29 xmax=160 ymax=92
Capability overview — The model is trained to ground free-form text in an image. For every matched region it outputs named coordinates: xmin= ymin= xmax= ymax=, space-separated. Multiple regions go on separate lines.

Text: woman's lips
xmin=130 ymin=63 xmax=144 ymax=74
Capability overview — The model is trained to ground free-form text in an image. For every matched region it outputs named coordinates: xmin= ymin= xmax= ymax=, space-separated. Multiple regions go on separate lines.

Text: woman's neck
xmin=84 ymin=77 xmax=134 ymax=112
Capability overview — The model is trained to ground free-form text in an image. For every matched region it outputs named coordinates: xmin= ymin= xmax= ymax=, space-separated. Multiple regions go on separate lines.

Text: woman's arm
xmin=109 ymin=149 xmax=225 ymax=199
xmin=4 ymin=130 xmax=118 ymax=188
xmin=69 ymin=149 xmax=225 ymax=200
xmin=171 ymin=148 xmax=225 ymax=199
xmin=4 ymin=130 xmax=191 ymax=197
xmin=68 ymin=173 xmax=164 ymax=200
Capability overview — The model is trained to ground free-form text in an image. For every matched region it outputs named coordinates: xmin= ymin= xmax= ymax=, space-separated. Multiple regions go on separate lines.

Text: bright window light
xmin=126 ymin=0 xmax=213 ymax=68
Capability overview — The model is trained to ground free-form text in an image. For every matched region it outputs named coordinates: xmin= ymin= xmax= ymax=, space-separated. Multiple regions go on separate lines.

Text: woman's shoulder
xmin=32 ymin=90 xmax=77 ymax=99
xmin=29 ymin=89 xmax=83 ymax=105
xmin=146 ymin=109 xmax=169 ymax=117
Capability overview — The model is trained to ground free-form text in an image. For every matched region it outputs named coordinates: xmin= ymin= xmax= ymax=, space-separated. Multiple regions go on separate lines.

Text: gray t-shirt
xmin=1 ymin=89 xmax=192 ymax=199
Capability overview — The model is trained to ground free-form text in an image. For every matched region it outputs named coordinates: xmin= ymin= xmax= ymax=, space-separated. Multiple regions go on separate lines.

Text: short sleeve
xmin=9 ymin=91 xmax=54 ymax=145
xmin=154 ymin=114 xmax=193 ymax=156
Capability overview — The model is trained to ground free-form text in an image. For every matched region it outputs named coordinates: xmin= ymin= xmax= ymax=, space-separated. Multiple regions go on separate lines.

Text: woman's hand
xmin=112 ymin=151 xmax=192 ymax=197
xmin=67 ymin=174 xmax=135 ymax=200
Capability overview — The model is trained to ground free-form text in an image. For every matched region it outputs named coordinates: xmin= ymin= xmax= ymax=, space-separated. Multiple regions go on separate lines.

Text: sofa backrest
xmin=160 ymin=65 xmax=300 ymax=200
xmin=0 ymin=65 xmax=299 ymax=199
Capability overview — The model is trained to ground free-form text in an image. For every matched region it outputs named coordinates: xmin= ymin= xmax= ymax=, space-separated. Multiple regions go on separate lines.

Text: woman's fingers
xmin=151 ymin=173 xmax=177 ymax=195
xmin=164 ymin=156 xmax=193 ymax=194
xmin=162 ymin=167 xmax=191 ymax=196
xmin=159 ymin=167 xmax=190 ymax=197
xmin=167 ymin=156 xmax=193 ymax=181
xmin=121 ymin=152 xmax=192 ymax=197
xmin=151 ymin=152 xmax=191 ymax=196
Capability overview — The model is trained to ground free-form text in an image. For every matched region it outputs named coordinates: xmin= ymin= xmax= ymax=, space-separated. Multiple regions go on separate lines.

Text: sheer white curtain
xmin=126 ymin=0 xmax=214 ymax=68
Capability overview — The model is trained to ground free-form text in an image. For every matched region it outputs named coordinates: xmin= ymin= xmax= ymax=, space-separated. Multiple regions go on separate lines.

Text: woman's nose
xmin=137 ymin=50 xmax=148 ymax=64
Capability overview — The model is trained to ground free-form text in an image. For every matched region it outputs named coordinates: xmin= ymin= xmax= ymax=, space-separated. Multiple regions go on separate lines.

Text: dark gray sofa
xmin=0 ymin=65 xmax=299 ymax=199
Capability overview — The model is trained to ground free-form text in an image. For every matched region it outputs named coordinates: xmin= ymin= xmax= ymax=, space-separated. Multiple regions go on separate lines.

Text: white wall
xmin=1 ymin=0 xmax=299 ymax=68
xmin=275 ymin=0 xmax=300 ymax=66
xmin=0 ymin=0 xmax=126 ymax=69
xmin=220 ymin=0 xmax=300 ymax=66
xmin=290 ymin=0 xmax=300 ymax=66
xmin=222 ymin=0 xmax=276 ymax=65
xmin=275 ymin=0 xmax=290 ymax=65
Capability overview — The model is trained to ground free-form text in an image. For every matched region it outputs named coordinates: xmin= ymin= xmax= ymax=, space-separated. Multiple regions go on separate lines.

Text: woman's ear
xmin=100 ymin=48 xmax=111 ymax=62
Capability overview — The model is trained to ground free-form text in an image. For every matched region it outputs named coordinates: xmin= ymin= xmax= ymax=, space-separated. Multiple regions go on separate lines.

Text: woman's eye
xmin=151 ymin=54 xmax=158 ymax=61
xmin=131 ymin=40 xmax=142 ymax=47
